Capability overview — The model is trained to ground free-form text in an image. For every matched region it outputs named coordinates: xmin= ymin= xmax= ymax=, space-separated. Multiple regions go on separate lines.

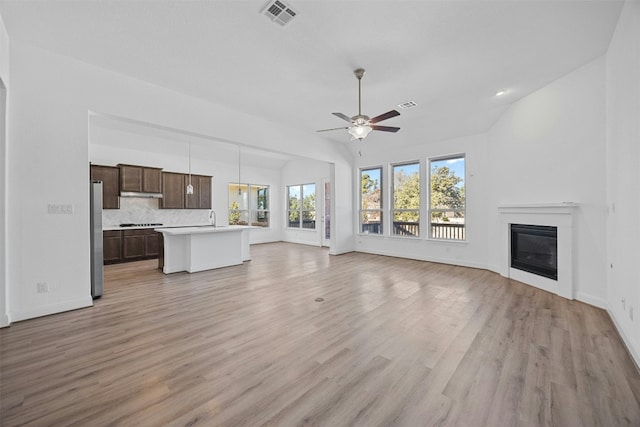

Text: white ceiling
xmin=0 ymin=0 xmax=624 ymax=151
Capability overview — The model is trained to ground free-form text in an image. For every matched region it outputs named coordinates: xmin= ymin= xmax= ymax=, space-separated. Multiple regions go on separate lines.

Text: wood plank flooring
xmin=1 ymin=242 xmax=639 ymax=426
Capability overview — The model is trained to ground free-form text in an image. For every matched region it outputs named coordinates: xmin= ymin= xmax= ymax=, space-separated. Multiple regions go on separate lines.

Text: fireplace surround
xmin=498 ymin=203 xmax=577 ymax=299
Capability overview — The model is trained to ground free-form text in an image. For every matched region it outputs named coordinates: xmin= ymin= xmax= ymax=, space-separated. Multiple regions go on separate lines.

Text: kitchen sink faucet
xmin=209 ymin=210 xmax=216 ymax=227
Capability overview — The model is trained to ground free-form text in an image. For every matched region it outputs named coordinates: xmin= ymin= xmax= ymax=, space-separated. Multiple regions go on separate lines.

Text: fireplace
xmin=497 ymin=203 xmax=577 ymax=300
xmin=510 ymin=224 xmax=558 ymax=280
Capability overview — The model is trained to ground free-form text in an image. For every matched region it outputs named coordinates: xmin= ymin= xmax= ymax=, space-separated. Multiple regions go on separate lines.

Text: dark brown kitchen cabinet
xmin=123 ymin=229 xmax=160 ymax=259
xmin=105 ymin=229 xmax=159 ymax=264
xmin=144 ymin=231 xmax=160 ymax=257
xmin=90 ymin=165 xmax=120 ymax=209
xmin=143 ymin=167 xmax=162 ymax=193
xmin=185 ymin=175 xmax=212 ymax=209
xmin=118 ymin=164 xmax=162 ymax=193
xmin=160 ymin=172 xmax=185 ymax=209
xmin=103 ymin=230 xmax=123 ymax=264
xmin=123 ymin=230 xmax=145 ymax=259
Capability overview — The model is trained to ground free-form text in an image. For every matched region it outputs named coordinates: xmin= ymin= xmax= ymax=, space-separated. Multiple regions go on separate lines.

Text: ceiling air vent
xmin=262 ymin=0 xmax=297 ymax=26
xmin=398 ymin=101 xmax=418 ymax=109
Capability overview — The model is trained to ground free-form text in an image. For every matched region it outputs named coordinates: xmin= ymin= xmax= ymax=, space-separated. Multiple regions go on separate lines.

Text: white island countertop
xmin=155 ymin=226 xmax=252 ymax=274
xmin=156 ymin=225 xmax=243 ymax=235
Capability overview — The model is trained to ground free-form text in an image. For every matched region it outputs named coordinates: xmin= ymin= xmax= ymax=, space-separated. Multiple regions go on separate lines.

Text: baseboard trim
xmin=282 ymin=238 xmax=321 ymax=248
xmin=575 ymin=292 xmax=607 ymax=309
xmin=355 ymin=248 xmax=487 ymax=270
xmin=607 ymin=306 xmax=640 ymax=372
xmin=10 ymin=296 xmax=93 ymax=323
xmin=0 ymin=313 xmax=9 ymax=328
xmin=329 ymin=248 xmax=354 ymax=256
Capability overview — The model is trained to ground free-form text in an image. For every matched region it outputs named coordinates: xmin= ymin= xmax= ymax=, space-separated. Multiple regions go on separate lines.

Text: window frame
xmin=287 ymin=182 xmax=317 ymax=230
xmin=428 ymin=154 xmax=466 ymax=241
xmin=391 ymin=161 xmax=421 ymax=238
xmin=359 ymin=166 xmax=384 ymax=235
xmin=228 ymin=183 xmax=270 ymax=228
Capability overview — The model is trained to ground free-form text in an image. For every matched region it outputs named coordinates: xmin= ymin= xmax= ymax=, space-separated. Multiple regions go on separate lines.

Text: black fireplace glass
xmin=510 ymin=224 xmax=558 ymax=280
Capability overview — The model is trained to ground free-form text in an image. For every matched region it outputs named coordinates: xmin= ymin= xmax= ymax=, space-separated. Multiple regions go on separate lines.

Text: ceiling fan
xmin=317 ymin=68 xmax=400 ymax=140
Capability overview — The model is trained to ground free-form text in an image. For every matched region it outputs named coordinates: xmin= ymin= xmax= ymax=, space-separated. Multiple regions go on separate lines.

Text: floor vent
xmin=262 ymin=0 xmax=297 ymax=27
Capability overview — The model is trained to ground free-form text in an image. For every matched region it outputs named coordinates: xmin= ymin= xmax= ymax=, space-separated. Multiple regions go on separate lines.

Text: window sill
xmin=388 ymin=235 xmax=421 ymax=240
xmin=358 ymin=232 xmax=384 ymax=237
xmin=426 ymin=238 xmax=468 ymax=245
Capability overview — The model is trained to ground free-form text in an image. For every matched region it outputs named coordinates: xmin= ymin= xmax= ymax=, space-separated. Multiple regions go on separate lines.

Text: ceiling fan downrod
xmin=355 ymin=68 xmax=365 ymax=117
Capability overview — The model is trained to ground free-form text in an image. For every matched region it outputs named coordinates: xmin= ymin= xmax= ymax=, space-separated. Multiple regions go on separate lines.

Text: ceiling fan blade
xmin=332 ymin=112 xmax=353 ymax=123
xmin=371 ymin=125 xmax=400 ymax=133
xmin=369 ymin=110 xmax=400 ymax=124
xmin=317 ymin=126 xmax=349 ymax=132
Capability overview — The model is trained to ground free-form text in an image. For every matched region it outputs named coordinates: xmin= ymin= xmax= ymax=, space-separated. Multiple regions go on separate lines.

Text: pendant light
xmin=237 ymin=146 xmax=242 ymax=195
xmin=186 ymin=142 xmax=194 ymax=195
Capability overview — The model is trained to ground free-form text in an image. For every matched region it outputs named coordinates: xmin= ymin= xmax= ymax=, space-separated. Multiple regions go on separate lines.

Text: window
xmin=429 ymin=155 xmax=465 ymax=240
xmin=287 ymin=183 xmax=316 ymax=229
xmin=251 ymin=185 xmax=269 ymax=227
xmin=360 ymin=167 xmax=383 ymax=234
xmin=392 ymin=162 xmax=420 ymax=237
xmin=229 ymin=183 xmax=270 ymax=227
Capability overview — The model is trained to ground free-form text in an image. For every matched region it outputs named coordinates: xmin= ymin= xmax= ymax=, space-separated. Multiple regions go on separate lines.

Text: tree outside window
xmin=360 ymin=167 xmax=383 ymax=234
xmin=288 ymin=183 xmax=316 ymax=229
xmin=429 ymin=155 xmax=465 ymax=240
xmin=392 ymin=162 xmax=420 ymax=237
xmin=228 ymin=183 xmax=269 ymax=227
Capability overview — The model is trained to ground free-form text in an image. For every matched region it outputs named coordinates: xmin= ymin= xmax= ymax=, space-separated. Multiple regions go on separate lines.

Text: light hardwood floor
xmin=1 ymin=242 xmax=639 ymax=426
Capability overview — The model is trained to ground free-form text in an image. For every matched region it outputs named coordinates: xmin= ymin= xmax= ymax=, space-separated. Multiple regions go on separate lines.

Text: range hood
xmin=120 ymin=191 xmax=163 ymax=199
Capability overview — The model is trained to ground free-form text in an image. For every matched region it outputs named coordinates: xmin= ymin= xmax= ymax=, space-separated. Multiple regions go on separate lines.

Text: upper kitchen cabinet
xmin=185 ymin=175 xmax=212 ymax=209
xmin=118 ymin=164 xmax=162 ymax=194
xmin=162 ymin=172 xmax=211 ymax=209
xmin=160 ymin=172 xmax=185 ymax=209
xmin=90 ymin=164 xmax=120 ymax=209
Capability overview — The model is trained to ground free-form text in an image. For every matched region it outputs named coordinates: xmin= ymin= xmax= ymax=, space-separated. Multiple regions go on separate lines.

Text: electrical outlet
xmin=630 ymin=306 xmax=634 ymax=321
xmin=37 ymin=282 xmax=49 ymax=293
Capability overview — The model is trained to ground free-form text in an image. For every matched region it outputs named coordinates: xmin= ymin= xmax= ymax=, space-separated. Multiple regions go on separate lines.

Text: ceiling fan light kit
xmin=348 ymin=124 xmax=373 ymax=140
xmin=317 ymin=68 xmax=401 ymax=141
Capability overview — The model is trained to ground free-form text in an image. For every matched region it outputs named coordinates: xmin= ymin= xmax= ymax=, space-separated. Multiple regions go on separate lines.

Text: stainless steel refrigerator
xmin=90 ymin=181 xmax=104 ymax=298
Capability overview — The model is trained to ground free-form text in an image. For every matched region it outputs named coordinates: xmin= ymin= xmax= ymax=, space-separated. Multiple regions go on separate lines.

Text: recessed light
xmin=495 ymin=90 xmax=507 ymax=97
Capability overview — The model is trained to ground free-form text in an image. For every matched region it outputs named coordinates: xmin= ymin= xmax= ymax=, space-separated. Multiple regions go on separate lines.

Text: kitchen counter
xmin=155 ymin=226 xmax=251 ymax=274
xmin=103 ymin=223 xmax=212 ymax=231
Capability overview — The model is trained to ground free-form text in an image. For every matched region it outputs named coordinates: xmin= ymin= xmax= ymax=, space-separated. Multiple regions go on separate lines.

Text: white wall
xmin=487 ymin=57 xmax=607 ymax=306
xmin=605 ymin=0 xmax=640 ymax=367
xmin=0 ymin=12 xmax=9 ymax=327
xmin=281 ymin=158 xmax=331 ymax=247
xmin=6 ymin=40 xmax=353 ymax=322
xmin=353 ymin=133 xmax=490 ymax=269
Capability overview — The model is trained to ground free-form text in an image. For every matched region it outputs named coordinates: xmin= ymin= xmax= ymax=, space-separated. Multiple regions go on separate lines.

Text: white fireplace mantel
xmin=498 ymin=202 xmax=578 ymax=299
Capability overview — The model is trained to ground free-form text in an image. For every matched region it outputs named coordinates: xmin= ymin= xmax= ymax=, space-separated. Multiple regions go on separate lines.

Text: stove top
xmin=119 ymin=223 xmax=163 ymax=227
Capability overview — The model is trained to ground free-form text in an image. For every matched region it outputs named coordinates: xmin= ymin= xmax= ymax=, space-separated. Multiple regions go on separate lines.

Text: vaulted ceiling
xmin=0 ymin=0 xmax=624 ymax=150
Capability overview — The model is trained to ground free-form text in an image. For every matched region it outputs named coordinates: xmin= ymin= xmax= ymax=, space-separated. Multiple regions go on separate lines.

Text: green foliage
xmin=393 ymin=170 xmax=420 ymax=222
xmin=256 ymin=188 xmax=268 ymax=210
xmin=430 ymin=165 xmax=465 ymax=221
xmin=303 ymin=192 xmax=315 ymax=211
xmin=229 ymin=201 xmax=241 ymax=225
xmin=288 ymin=195 xmax=300 ymax=221
xmin=361 ymin=172 xmax=381 ymax=210
xmin=288 ymin=188 xmax=315 ymax=221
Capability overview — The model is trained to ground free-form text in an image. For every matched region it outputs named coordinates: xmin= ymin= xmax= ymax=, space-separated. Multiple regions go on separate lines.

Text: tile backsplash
xmin=102 ymin=198 xmax=211 ymax=227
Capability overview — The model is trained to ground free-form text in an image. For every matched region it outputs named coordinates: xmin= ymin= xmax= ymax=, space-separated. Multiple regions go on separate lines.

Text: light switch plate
xmin=48 ymin=204 xmax=74 ymax=214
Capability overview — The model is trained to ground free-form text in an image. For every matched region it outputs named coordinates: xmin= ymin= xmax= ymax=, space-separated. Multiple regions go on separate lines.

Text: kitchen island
xmin=155 ymin=226 xmax=249 ymax=274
